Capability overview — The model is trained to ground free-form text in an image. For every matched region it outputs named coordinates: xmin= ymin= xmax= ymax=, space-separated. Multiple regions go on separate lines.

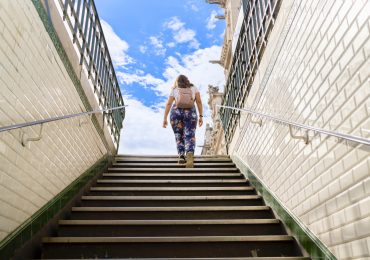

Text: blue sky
xmin=95 ymin=0 xmax=226 ymax=154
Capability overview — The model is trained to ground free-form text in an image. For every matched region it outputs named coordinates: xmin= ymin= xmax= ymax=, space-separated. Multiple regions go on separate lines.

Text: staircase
xmin=41 ymin=155 xmax=310 ymax=259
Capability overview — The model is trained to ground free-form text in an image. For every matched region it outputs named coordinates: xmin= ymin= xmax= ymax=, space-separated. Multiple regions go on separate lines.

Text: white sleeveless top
xmin=169 ymin=86 xmax=199 ymax=103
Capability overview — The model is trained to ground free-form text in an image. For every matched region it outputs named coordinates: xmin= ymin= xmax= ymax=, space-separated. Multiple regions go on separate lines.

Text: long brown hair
xmin=174 ymin=75 xmax=194 ymax=88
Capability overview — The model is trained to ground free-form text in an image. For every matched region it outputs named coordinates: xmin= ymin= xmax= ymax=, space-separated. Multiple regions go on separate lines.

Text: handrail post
xmin=21 ymin=124 xmax=44 ymax=147
xmin=289 ymin=125 xmax=309 ymax=145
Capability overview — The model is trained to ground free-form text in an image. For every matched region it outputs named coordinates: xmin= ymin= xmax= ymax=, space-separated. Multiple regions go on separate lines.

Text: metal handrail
xmin=0 ymin=106 xmax=127 ymax=133
xmin=217 ymin=105 xmax=370 ymax=146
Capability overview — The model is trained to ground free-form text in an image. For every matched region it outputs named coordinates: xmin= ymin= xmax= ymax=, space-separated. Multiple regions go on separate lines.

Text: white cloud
xmin=100 ymin=20 xmax=134 ymax=68
xmin=207 ymin=10 xmax=220 ymax=30
xmin=185 ymin=1 xmax=199 ymax=12
xmin=191 ymin=4 xmax=199 ymax=12
xmin=139 ymin=45 xmax=147 ymax=54
xmin=119 ymin=96 xmax=177 ymax=155
xmin=164 ymin=17 xmax=200 ymax=50
xmin=189 ymin=40 xmax=200 ymax=49
xmin=149 ymin=36 xmax=166 ymax=56
xmin=164 ymin=17 xmax=185 ymax=31
xmin=175 ymin=28 xmax=196 ymax=43
xmin=117 ymin=71 xmax=164 ymax=87
xmin=167 ymin=42 xmax=176 ymax=48
xmin=153 ymin=45 xmax=225 ymax=96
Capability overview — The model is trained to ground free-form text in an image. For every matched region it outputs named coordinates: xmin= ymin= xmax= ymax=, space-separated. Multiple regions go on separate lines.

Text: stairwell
xmin=40 ymin=155 xmax=310 ymax=259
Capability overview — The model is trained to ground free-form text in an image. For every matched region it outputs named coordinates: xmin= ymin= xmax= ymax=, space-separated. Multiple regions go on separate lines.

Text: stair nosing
xmin=108 ymin=168 xmax=239 ymax=171
xmin=102 ymin=173 xmax=242 ymax=177
xmin=42 ymin=235 xmax=293 ymax=243
xmin=112 ymin=163 xmax=235 ymax=166
xmin=90 ymin=186 xmax=253 ymax=191
xmin=58 ymin=219 xmax=280 ymax=225
xmin=81 ymin=195 xmax=261 ymax=200
xmin=97 ymin=179 xmax=247 ymax=183
xmin=42 ymin=247 xmax=307 ymax=260
xmin=71 ymin=206 xmax=270 ymax=212
xmin=115 ymin=155 xmax=230 ymax=158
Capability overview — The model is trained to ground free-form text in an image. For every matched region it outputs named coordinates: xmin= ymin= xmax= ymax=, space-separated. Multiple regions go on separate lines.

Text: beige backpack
xmin=176 ymin=88 xmax=194 ymax=108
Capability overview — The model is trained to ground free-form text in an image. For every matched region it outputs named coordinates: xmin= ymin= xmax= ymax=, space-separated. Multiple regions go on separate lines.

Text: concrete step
xmin=97 ymin=179 xmax=247 ymax=184
xmin=42 ymin=235 xmax=302 ymax=258
xmin=79 ymin=195 xmax=264 ymax=207
xmin=59 ymin=219 xmax=281 ymax=225
xmin=112 ymin=162 xmax=236 ymax=167
xmin=114 ymin=158 xmax=233 ymax=163
xmin=43 ymin=235 xmax=294 ymax=243
xmin=44 ymin=256 xmax=311 ymax=260
xmin=96 ymin=179 xmax=249 ymax=187
xmin=58 ymin=219 xmax=285 ymax=237
xmin=49 ymin=256 xmax=311 ymax=260
xmin=102 ymin=173 xmax=243 ymax=180
xmin=115 ymin=155 xmax=230 ymax=159
xmin=107 ymin=167 xmax=240 ymax=173
xmin=70 ymin=206 xmax=275 ymax=220
xmin=88 ymin=186 xmax=256 ymax=196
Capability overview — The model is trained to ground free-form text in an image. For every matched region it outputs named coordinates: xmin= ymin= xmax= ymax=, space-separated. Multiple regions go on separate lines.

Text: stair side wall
xmin=228 ymin=0 xmax=370 ymax=259
xmin=0 ymin=0 xmax=109 ymax=242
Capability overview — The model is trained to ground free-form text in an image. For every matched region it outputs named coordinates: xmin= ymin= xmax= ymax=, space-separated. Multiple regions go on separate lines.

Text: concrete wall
xmin=0 ymin=0 xmax=108 ymax=241
xmin=229 ymin=0 xmax=370 ymax=259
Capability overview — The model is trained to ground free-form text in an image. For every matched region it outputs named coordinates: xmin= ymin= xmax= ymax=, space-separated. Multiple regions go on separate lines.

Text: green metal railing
xmin=57 ymin=0 xmax=125 ymax=143
xmin=220 ymin=0 xmax=282 ymax=144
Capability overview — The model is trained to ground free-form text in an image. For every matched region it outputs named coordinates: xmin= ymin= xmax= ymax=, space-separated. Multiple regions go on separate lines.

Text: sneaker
xmin=186 ymin=152 xmax=194 ymax=168
xmin=178 ymin=155 xmax=186 ymax=164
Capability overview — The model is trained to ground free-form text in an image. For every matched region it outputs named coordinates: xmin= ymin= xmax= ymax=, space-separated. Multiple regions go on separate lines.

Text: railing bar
xmin=218 ymin=105 xmax=370 ymax=146
xmin=0 ymin=106 xmax=128 ymax=133
xmin=72 ymin=0 xmax=82 ymax=42
xmin=79 ymin=0 xmax=87 ymax=35
xmin=78 ymin=0 xmax=89 ymax=64
xmin=90 ymin=27 xmax=98 ymax=76
xmin=62 ymin=0 xmax=69 ymax=19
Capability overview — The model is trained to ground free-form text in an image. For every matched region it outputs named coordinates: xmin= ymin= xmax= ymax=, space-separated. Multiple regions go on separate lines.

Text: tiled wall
xmin=229 ymin=0 xmax=370 ymax=259
xmin=0 ymin=1 xmax=107 ymax=240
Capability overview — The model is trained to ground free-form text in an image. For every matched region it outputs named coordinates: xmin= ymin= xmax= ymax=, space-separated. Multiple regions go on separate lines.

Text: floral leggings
xmin=170 ymin=105 xmax=198 ymax=156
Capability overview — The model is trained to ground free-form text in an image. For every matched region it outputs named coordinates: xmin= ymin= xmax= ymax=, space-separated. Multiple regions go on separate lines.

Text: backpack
xmin=176 ymin=87 xmax=194 ymax=108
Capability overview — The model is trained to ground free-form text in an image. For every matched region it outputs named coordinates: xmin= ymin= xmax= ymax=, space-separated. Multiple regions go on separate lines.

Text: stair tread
xmin=43 ymin=235 xmax=294 ymax=243
xmin=81 ymin=195 xmax=261 ymax=200
xmin=91 ymin=187 xmax=253 ymax=191
xmin=116 ymin=155 xmax=230 ymax=158
xmin=43 ymin=255 xmax=304 ymax=259
xmin=112 ymin=163 xmax=235 ymax=166
xmin=114 ymin=158 xmax=232 ymax=162
xmin=103 ymin=173 xmax=242 ymax=177
xmin=97 ymin=179 xmax=247 ymax=183
xmin=59 ymin=219 xmax=280 ymax=225
xmin=108 ymin=168 xmax=239 ymax=171
xmin=42 ymin=257 xmax=309 ymax=259
xmin=72 ymin=206 xmax=270 ymax=211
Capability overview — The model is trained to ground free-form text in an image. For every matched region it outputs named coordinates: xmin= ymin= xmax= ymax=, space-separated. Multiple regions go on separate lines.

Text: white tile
xmin=348 ymin=182 xmax=366 ymax=203
xmin=0 ymin=0 xmax=108 ymax=240
xmin=350 ymin=237 xmax=370 ymax=258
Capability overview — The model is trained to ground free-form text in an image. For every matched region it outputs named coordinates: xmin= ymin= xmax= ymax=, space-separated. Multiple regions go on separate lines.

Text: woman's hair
xmin=174 ymin=75 xmax=194 ymax=88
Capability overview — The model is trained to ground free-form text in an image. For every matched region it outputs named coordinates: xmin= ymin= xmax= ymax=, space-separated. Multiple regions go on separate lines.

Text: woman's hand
xmin=198 ymin=117 xmax=203 ymax=127
xmin=163 ymin=119 xmax=168 ymax=128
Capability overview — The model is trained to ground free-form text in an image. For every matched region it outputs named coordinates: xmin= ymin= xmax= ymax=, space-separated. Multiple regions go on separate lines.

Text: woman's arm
xmin=195 ymin=92 xmax=203 ymax=127
xmin=163 ymin=96 xmax=175 ymax=128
